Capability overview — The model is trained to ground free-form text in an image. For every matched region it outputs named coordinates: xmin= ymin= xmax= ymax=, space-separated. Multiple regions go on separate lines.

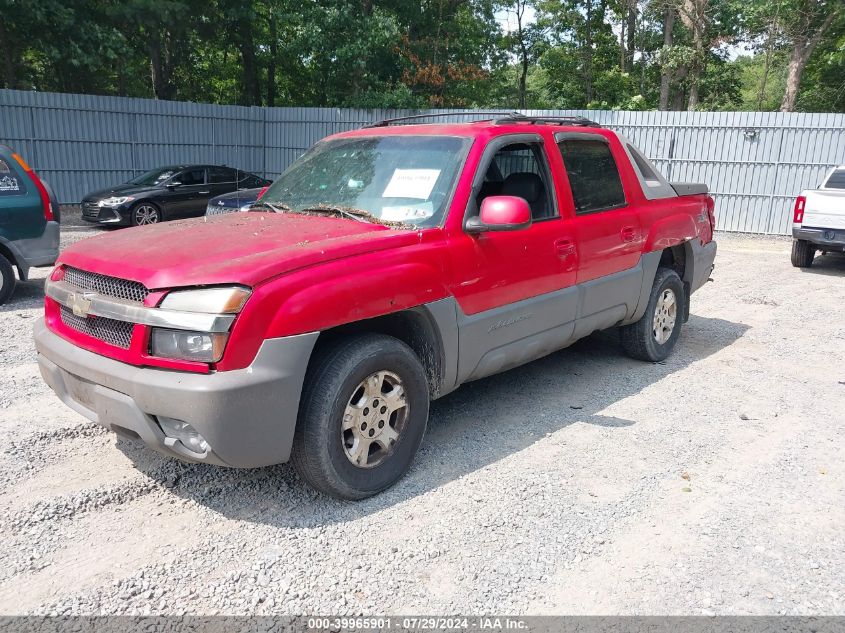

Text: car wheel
xmin=620 ymin=267 xmax=685 ymax=363
xmin=791 ymin=239 xmax=815 ymax=268
xmin=131 ymin=202 xmax=161 ymax=226
xmin=291 ymin=334 xmax=429 ymax=500
xmin=0 ymin=253 xmax=15 ymax=305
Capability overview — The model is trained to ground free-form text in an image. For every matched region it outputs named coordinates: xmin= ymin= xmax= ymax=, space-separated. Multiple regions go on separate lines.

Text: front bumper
xmin=80 ymin=201 xmax=130 ymax=225
xmin=35 ymin=319 xmax=318 ymax=467
xmin=793 ymin=226 xmax=845 ymax=251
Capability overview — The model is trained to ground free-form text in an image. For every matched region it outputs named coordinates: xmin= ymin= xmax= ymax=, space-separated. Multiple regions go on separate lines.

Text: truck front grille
xmin=60 ymin=306 xmax=135 ymax=349
xmin=63 ymin=267 xmax=149 ymax=303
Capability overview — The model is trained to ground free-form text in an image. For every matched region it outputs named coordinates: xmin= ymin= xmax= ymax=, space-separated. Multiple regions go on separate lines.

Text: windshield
xmin=128 ymin=167 xmax=178 ymax=187
xmin=260 ymin=136 xmax=469 ymax=227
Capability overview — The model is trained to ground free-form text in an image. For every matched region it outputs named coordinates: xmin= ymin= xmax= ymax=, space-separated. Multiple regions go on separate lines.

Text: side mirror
xmin=465 ymin=196 xmax=532 ymax=234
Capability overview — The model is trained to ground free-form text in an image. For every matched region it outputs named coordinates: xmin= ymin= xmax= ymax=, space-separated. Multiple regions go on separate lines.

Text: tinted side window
xmin=209 ymin=167 xmax=236 ymax=184
xmin=0 ymin=158 xmax=27 ymax=196
xmin=177 ymin=168 xmax=205 ymax=186
xmin=477 ymin=142 xmax=556 ymax=220
xmin=558 ymin=140 xmax=626 ymax=215
xmin=824 ymin=169 xmax=845 ymax=189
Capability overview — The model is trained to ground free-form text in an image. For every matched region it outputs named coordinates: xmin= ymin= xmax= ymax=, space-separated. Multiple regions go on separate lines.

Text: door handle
xmin=621 ymin=226 xmax=636 ymax=242
xmin=199 ymin=190 xmax=210 ymax=195
xmin=554 ymin=238 xmax=576 ymax=258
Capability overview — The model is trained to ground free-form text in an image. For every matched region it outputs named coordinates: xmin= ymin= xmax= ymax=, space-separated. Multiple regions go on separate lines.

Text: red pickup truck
xmin=35 ymin=114 xmax=716 ymax=499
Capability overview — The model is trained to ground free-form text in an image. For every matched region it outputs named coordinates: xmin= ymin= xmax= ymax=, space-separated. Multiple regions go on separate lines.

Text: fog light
xmin=157 ymin=416 xmax=209 ymax=454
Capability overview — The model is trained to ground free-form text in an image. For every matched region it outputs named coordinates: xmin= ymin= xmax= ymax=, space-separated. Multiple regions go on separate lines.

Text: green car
xmin=0 ymin=145 xmax=60 ymax=305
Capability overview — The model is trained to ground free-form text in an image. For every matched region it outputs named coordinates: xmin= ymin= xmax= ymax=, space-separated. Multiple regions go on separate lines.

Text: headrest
xmin=502 ymin=172 xmax=544 ymax=202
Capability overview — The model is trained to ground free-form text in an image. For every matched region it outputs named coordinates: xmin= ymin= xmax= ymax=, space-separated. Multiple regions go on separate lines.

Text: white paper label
xmin=381 ymin=203 xmax=434 ymax=222
xmin=382 ymin=169 xmax=440 ymax=200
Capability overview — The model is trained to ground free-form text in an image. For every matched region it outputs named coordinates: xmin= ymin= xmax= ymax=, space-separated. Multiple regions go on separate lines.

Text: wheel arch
xmin=310 ymin=299 xmax=458 ymax=399
xmin=0 ymin=237 xmax=24 ymax=280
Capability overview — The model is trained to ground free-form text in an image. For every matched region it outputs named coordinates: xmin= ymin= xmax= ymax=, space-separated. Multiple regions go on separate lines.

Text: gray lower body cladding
xmin=793 ymin=226 xmax=845 ymax=251
xmin=1 ymin=221 xmax=60 ymax=280
xmin=34 ymin=319 xmax=318 ymax=468
xmin=435 ymin=241 xmax=717 ymax=388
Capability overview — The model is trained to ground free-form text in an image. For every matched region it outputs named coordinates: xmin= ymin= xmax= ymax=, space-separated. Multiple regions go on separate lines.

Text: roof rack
xmin=363 ymin=111 xmax=522 ymax=128
xmin=493 ymin=114 xmax=601 ymax=128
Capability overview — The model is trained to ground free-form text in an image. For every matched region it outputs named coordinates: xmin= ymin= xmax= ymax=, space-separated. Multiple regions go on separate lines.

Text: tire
xmin=291 ymin=334 xmax=430 ymax=500
xmin=791 ymin=239 xmax=815 ymax=268
xmin=130 ymin=201 xmax=162 ymax=226
xmin=0 ymin=253 xmax=15 ymax=306
xmin=620 ymin=267 xmax=685 ymax=362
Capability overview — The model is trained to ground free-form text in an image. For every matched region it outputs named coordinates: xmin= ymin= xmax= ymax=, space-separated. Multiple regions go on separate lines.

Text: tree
xmin=501 ymin=0 xmax=543 ymax=107
xmin=779 ymin=0 xmax=843 ymax=111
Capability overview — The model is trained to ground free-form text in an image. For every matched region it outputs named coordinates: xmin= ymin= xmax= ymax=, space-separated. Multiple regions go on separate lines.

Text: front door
xmin=447 ymin=134 xmax=579 ymax=382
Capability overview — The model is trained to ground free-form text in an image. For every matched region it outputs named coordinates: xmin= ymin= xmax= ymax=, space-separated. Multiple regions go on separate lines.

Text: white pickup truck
xmin=791 ymin=165 xmax=845 ymax=267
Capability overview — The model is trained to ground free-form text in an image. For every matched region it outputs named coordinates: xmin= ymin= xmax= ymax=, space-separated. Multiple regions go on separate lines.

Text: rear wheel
xmin=791 ymin=239 xmax=815 ymax=268
xmin=0 ymin=253 xmax=15 ymax=305
xmin=291 ymin=334 xmax=429 ymax=500
xmin=621 ymin=267 xmax=685 ymax=362
xmin=130 ymin=202 xmax=161 ymax=226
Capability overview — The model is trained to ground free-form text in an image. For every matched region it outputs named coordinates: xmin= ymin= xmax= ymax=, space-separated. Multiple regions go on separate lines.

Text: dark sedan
xmin=205 ymin=186 xmax=268 ymax=216
xmin=81 ymin=165 xmax=270 ymax=226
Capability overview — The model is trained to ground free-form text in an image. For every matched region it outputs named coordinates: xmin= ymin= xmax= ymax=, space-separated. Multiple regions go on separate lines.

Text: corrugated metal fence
xmin=2 ymin=89 xmax=844 ymax=235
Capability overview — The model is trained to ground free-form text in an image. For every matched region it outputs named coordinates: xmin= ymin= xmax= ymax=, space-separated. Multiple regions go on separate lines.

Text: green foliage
xmin=0 ymin=0 xmax=841 ymax=111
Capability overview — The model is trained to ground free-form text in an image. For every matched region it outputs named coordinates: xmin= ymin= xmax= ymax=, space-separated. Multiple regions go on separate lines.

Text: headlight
xmin=98 ymin=196 xmax=133 ymax=207
xmin=160 ymin=286 xmax=251 ymax=313
xmin=150 ymin=286 xmax=251 ymax=363
xmin=150 ymin=329 xmax=229 ymax=363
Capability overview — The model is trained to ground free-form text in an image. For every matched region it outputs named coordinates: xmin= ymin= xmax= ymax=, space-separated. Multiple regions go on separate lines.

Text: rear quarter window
xmin=0 ymin=158 xmax=27 ymax=196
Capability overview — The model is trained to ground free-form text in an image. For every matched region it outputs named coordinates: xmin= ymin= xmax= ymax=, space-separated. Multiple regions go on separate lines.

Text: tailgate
xmin=804 ymin=190 xmax=845 ymax=230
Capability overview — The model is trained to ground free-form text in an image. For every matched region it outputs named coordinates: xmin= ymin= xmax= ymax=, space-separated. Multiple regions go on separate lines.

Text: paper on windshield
xmin=381 ymin=202 xmax=434 ymax=222
xmin=382 ymin=169 xmax=440 ymax=199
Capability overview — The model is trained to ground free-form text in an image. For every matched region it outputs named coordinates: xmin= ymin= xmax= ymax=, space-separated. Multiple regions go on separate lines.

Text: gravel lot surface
xmin=0 ymin=222 xmax=843 ymax=616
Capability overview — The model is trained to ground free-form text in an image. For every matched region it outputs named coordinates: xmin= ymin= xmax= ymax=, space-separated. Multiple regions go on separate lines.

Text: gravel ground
xmin=0 ymin=223 xmax=843 ymax=616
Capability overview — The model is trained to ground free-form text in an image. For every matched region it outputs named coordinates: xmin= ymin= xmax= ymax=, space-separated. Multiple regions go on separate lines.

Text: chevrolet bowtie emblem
xmin=69 ymin=292 xmax=95 ymax=317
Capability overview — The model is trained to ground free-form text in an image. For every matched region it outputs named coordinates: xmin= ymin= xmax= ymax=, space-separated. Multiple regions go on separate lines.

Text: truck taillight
xmin=706 ymin=197 xmax=716 ymax=231
xmin=793 ymin=196 xmax=806 ymax=224
xmin=12 ymin=152 xmax=55 ymax=222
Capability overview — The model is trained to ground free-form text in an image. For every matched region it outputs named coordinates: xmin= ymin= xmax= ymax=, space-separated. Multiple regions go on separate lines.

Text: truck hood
xmin=58 ymin=213 xmax=422 ymax=289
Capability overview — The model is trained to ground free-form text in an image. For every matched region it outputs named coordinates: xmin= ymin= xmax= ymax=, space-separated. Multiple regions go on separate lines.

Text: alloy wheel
xmin=134 ymin=204 xmax=160 ymax=225
xmin=652 ymin=288 xmax=677 ymax=345
xmin=342 ymin=370 xmax=408 ymax=468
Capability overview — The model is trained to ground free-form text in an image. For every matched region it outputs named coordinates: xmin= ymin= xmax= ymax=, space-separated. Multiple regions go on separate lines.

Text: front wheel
xmin=291 ymin=334 xmax=429 ymax=500
xmin=130 ymin=202 xmax=161 ymax=226
xmin=620 ymin=267 xmax=685 ymax=362
xmin=791 ymin=239 xmax=815 ymax=268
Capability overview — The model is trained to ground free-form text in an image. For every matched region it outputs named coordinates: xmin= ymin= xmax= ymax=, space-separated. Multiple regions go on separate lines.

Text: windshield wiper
xmin=296 ymin=204 xmax=376 ymax=224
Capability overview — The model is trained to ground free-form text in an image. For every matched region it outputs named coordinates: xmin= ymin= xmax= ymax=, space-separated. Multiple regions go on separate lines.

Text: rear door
xmin=556 ymin=133 xmax=643 ymax=282
xmin=165 ymin=167 xmax=209 ymax=218
xmin=0 ymin=150 xmax=44 ymax=242
xmin=208 ymin=167 xmax=239 ymax=199
xmin=555 ymin=133 xmax=645 ymax=329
